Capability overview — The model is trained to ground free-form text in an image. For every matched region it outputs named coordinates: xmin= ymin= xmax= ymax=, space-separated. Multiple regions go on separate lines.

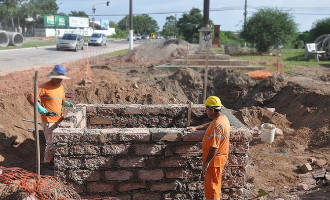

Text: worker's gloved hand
xmin=37 ymin=103 xmax=48 ymax=114
xmin=63 ymin=100 xmax=74 ymax=108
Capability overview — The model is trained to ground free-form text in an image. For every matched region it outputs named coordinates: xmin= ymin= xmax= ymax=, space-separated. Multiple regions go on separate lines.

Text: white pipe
xmin=0 ymin=31 xmax=9 ymax=47
xmin=7 ymin=32 xmax=24 ymax=46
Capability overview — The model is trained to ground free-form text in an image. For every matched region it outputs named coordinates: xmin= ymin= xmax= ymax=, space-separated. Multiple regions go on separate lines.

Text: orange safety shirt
xmin=202 ymin=114 xmax=230 ymax=167
xmin=38 ymin=81 xmax=65 ymax=122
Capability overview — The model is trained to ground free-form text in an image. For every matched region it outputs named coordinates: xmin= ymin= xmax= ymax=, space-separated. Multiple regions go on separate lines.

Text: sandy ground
xmin=0 ymin=40 xmax=329 ymax=199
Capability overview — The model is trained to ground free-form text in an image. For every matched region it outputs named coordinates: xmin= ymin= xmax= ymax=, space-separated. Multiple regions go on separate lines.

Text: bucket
xmin=260 ymin=123 xmax=276 ymax=144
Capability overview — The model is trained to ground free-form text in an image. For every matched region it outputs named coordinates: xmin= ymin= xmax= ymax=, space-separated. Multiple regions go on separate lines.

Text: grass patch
xmin=0 ymin=39 xmax=56 ymax=50
xmin=100 ymin=49 xmax=129 ymax=57
xmin=213 ymin=47 xmax=330 ymax=74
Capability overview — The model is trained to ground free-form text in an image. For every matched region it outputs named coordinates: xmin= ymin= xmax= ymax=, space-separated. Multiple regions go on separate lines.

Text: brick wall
xmin=54 ymin=104 xmax=251 ymax=199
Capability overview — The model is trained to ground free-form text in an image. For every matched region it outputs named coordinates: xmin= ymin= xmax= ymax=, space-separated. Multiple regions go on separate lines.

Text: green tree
xmin=241 ymin=8 xmax=297 ymax=52
xmin=69 ymin=11 xmax=88 ymax=17
xmin=117 ymin=14 xmax=158 ymax=34
xmin=176 ymin=8 xmax=203 ymax=43
xmin=162 ymin=15 xmax=176 ymax=37
xmin=309 ymin=17 xmax=330 ymax=41
xmin=220 ymin=31 xmax=242 ymax=46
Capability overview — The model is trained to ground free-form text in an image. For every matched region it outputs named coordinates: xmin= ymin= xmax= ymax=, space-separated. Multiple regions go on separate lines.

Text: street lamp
xmin=92 ymin=1 xmax=110 ymax=33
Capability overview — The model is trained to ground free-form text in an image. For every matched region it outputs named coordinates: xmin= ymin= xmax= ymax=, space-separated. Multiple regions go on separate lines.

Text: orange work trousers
xmin=204 ymin=166 xmax=224 ymax=200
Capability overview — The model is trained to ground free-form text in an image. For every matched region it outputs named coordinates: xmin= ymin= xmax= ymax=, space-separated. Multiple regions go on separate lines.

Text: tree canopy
xmin=309 ymin=17 xmax=330 ymax=41
xmin=176 ymin=8 xmax=203 ymax=43
xmin=162 ymin=15 xmax=176 ymax=37
xmin=69 ymin=11 xmax=88 ymax=17
xmin=240 ymin=8 xmax=297 ymax=52
xmin=117 ymin=14 xmax=159 ymax=34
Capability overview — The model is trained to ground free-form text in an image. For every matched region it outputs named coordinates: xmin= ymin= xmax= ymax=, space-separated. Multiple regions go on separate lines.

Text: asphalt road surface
xmin=0 ymin=39 xmax=142 ymax=76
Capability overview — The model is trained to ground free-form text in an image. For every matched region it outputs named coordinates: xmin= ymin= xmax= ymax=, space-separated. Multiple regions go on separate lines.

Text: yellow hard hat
xmin=205 ymin=96 xmax=223 ymax=107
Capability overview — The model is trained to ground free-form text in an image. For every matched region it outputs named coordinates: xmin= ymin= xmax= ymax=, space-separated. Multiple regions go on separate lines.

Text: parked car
xmin=141 ymin=34 xmax=150 ymax=39
xmin=135 ymin=34 xmax=142 ymax=40
xmin=88 ymin=33 xmax=107 ymax=46
xmin=56 ymin=33 xmax=85 ymax=51
xmin=156 ymin=35 xmax=164 ymax=39
xmin=127 ymin=34 xmax=137 ymax=41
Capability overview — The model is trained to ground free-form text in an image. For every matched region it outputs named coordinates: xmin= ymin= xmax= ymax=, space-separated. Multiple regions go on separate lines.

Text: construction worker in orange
xmin=187 ymin=96 xmax=230 ymax=200
xmin=27 ymin=65 xmax=74 ymax=170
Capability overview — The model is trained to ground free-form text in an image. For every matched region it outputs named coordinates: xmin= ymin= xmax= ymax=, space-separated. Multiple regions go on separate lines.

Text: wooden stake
xmin=34 ymin=71 xmax=40 ymax=176
xmin=187 ymin=101 xmax=192 ymax=127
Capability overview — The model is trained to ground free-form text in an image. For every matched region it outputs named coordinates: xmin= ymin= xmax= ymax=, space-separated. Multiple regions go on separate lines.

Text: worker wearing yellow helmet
xmin=187 ymin=96 xmax=230 ymax=200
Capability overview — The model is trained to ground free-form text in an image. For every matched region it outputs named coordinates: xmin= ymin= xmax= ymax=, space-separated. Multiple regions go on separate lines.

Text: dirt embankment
xmin=0 ymin=40 xmax=329 ymax=199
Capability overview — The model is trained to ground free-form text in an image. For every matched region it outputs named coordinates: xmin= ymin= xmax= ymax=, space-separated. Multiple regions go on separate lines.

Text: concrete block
xmin=300 ymin=163 xmax=313 ymax=173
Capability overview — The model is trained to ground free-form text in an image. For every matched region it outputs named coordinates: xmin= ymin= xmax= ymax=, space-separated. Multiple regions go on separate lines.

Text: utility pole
xmin=129 ymin=0 xmax=133 ymax=50
xmin=244 ymin=0 xmax=247 ymax=31
xmin=203 ymin=0 xmax=210 ymax=27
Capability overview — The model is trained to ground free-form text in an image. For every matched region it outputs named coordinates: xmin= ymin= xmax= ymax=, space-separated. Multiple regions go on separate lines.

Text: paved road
xmin=0 ymin=40 xmax=141 ymax=76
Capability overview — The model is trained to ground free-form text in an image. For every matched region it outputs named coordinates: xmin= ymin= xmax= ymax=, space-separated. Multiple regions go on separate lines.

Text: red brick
xmin=229 ymin=127 xmax=252 ymax=142
xmin=89 ymin=117 xmax=112 ymax=125
xmin=151 ymin=129 xmax=182 ymax=141
xmin=229 ymin=188 xmax=244 ymax=199
xmin=175 ymin=144 xmax=201 ymax=156
xmin=159 ymin=157 xmax=188 ymax=167
xmin=138 ymin=169 xmax=164 ymax=180
xmin=133 ymin=193 xmax=161 ymax=200
xmin=70 ymin=144 xmax=100 ymax=155
xmin=119 ymin=128 xmax=150 ymax=142
xmin=125 ymin=106 xmax=142 ymax=114
xmin=187 ymin=181 xmax=204 ymax=190
xmin=85 ymin=157 xmax=112 ymax=169
xmin=166 ymin=169 xmax=193 ymax=179
xmin=105 ymin=170 xmax=133 ymax=181
xmin=143 ymin=107 xmax=163 ymax=115
xmin=85 ymin=105 xmax=96 ymax=116
xmin=87 ymin=182 xmax=115 ymax=193
xmin=119 ymin=182 xmax=147 ymax=192
xmin=182 ymin=130 xmax=204 ymax=141
xmin=97 ymin=106 xmax=122 ymax=115
xmin=117 ymin=157 xmax=145 ymax=168
xmin=222 ymin=177 xmax=245 ymax=188
xmin=103 ymin=144 xmax=130 ymax=155
xmin=68 ymin=183 xmax=84 ymax=194
xmin=150 ymin=181 xmax=179 ymax=191
xmin=234 ymin=142 xmax=249 ymax=154
xmin=134 ymin=144 xmax=162 ymax=155
xmin=227 ymin=155 xmax=248 ymax=167
xmin=231 ymin=167 xmax=246 ymax=177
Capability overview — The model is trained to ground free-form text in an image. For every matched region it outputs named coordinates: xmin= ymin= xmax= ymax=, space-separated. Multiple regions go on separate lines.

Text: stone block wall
xmin=53 ymin=104 xmax=251 ymax=199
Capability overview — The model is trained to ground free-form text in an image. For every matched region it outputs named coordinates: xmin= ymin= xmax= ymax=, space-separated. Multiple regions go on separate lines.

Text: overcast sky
xmin=57 ymin=0 xmax=330 ymax=32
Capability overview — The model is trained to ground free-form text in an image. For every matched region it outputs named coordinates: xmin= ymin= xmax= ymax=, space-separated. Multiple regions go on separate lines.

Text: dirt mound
xmin=98 ymin=39 xmax=194 ymax=67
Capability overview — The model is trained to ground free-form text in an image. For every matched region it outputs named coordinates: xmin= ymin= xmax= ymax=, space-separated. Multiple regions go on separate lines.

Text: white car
xmin=56 ymin=33 xmax=85 ymax=52
xmin=88 ymin=33 xmax=107 ymax=46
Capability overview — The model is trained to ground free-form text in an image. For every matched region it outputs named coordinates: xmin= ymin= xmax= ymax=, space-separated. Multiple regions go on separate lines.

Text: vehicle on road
xmin=135 ymin=34 xmax=142 ymax=40
xmin=56 ymin=33 xmax=85 ymax=52
xmin=127 ymin=34 xmax=137 ymax=41
xmin=88 ymin=33 xmax=107 ymax=46
xmin=157 ymin=35 xmax=164 ymax=39
xmin=141 ymin=34 xmax=150 ymax=39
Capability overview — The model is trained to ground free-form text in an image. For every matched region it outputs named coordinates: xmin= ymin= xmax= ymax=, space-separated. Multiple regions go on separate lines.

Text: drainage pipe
xmin=7 ymin=31 xmax=24 ymax=46
xmin=0 ymin=31 xmax=9 ymax=47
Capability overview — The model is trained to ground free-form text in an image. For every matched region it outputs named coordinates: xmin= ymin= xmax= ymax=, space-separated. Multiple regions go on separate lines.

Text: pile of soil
xmin=0 ymin=40 xmax=329 ymax=199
